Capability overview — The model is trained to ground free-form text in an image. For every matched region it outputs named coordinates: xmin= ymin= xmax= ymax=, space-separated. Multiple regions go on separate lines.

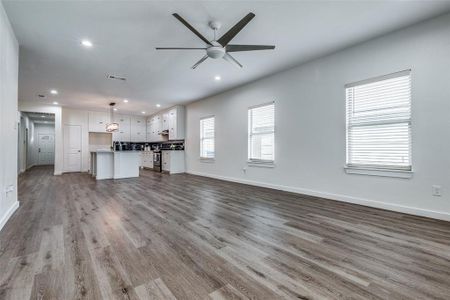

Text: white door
xmin=38 ymin=134 xmax=55 ymax=165
xmin=64 ymin=125 xmax=82 ymax=172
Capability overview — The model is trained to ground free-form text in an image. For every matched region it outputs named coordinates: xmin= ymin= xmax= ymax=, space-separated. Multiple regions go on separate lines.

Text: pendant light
xmin=106 ymin=102 xmax=119 ymax=132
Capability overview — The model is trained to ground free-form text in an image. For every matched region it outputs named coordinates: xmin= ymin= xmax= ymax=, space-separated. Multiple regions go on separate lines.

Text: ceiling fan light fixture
xmin=156 ymin=12 xmax=274 ymax=69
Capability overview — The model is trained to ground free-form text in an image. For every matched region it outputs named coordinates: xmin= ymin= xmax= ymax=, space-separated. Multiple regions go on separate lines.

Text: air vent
xmin=37 ymin=94 xmax=46 ymax=99
xmin=107 ymin=74 xmax=127 ymax=81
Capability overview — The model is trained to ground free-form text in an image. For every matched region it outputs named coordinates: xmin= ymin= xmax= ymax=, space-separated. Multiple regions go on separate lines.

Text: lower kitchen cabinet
xmin=162 ymin=150 xmax=185 ymax=174
xmin=141 ymin=151 xmax=153 ymax=169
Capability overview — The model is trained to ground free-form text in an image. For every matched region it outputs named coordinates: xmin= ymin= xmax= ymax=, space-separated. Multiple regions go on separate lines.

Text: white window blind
xmin=346 ymin=70 xmax=412 ymax=171
xmin=248 ymin=102 xmax=275 ymax=162
xmin=200 ymin=117 xmax=215 ymax=159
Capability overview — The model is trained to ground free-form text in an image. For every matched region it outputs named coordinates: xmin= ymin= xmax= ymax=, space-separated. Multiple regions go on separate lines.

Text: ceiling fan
xmin=156 ymin=12 xmax=275 ymax=69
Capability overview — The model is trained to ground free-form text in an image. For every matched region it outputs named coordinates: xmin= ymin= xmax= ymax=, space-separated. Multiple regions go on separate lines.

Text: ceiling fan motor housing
xmin=207 ymin=41 xmax=225 ymax=59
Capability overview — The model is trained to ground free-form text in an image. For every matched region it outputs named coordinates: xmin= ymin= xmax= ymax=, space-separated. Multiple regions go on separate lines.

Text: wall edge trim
xmin=186 ymin=171 xmax=450 ymax=222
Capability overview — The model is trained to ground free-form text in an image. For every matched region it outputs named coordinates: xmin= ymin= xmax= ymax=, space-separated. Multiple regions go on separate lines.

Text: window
xmin=346 ymin=70 xmax=412 ymax=172
xmin=200 ymin=116 xmax=215 ymax=159
xmin=248 ymin=102 xmax=275 ymax=163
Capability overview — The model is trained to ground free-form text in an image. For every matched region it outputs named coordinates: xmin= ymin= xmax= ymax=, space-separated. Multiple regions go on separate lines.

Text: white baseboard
xmin=0 ymin=201 xmax=20 ymax=232
xmin=187 ymin=171 xmax=450 ymax=222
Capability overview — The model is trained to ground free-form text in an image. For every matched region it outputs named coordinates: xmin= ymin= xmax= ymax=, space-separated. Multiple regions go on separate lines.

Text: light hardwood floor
xmin=1 ymin=166 xmax=450 ymax=299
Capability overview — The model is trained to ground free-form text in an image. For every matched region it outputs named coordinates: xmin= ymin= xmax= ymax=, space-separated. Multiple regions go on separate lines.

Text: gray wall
xmin=0 ymin=1 xmax=19 ymax=230
xmin=185 ymin=13 xmax=450 ymax=221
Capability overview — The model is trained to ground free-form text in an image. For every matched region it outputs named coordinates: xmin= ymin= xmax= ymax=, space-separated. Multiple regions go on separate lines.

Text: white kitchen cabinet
xmin=88 ymin=111 xmax=110 ymax=133
xmin=146 ymin=115 xmax=165 ymax=142
xmin=162 ymin=112 xmax=170 ymax=131
xmin=162 ymin=150 xmax=185 ymax=174
xmin=141 ymin=151 xmax=153 ymax=169
xmin=131 ymin=116 xmax=146 ymax=142
xmin=112 ymin=114 xmax=131 ymax=141
xmin=168 ymin=106 xmax=185 ymax=140
xmin=146 ymin=105 xmax=185 ymax=142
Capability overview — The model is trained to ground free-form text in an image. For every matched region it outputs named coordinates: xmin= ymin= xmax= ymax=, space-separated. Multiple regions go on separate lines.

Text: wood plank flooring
xmin=1 ymin=166 xmax=450 ymax=299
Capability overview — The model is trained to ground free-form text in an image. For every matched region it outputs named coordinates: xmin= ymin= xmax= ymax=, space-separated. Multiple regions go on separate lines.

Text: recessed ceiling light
xmin=50 ymin=89 xmax=58 ymax=95
xmin=156 ymin=104 xmax=161 ymax=108
xmin=81 ymin=39 xmax=93 ymax=48
xmin=52 ymin=101 xmax=58 ymax=105
xmin=141 ymin=111 xmax=146 ymax=114
xmin=113 ymin=108 xmax=118 ymax=111
xmin=123 ymin=99 xmax=129 ymax=103
xmin=214 ymin=75 xmax=221 ymax=81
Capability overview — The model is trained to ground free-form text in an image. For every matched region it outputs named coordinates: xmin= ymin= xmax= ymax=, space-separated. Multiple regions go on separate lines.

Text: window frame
xmin=199 ymin=115 xmax=215 ymax=161
xmin=345 ymin=69 xmax=413 ymax=178
xmin=247 ymin=101 xmax=275 ymax=166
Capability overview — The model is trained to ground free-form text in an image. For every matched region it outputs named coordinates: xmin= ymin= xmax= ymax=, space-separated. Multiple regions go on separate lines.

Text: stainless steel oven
xmin=153 ymin=151 xmax=161 ymax=172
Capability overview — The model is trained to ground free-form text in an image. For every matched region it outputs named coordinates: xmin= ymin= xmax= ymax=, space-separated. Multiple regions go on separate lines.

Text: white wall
xmin=0 ymin=1 xmax=19 ymax=231
xmin=185 ymin=13 xmax=450 ymax=221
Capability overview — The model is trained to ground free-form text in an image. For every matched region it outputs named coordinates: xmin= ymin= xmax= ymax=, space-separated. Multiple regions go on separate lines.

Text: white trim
xmin=200 ymin=158 xmax=215 ymax=163
xmin=345 ymin=69 xmax=411 ymax=88
xmin=344 ymin=166 xmax=413 ymax=178
xmin=0 ymin=201 xmax=19 ymax=232
xmin=186 ymin=170 xmax=450 ymax=222
xmin=247 ymin=160 xmax=275 ymax=168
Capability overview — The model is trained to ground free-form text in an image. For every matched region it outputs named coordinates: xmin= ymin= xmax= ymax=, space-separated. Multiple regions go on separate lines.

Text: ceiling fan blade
xmin=156 ymin=47 xmax=206 ymax=50
xmin=226 ymin=44 xmax=275 ymax=52
xmin=223 ymin=53 xmax=243 ymax=68
xmin=217 ymin=12 xmax=255 ymax=47
xmin=191 ymin=55 xmax=209 ymax=69
xmin=172 ymin=13 xmax=212 ymax=46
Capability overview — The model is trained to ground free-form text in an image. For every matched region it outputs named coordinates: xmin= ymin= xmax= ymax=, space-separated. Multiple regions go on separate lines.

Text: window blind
xmin=200 ymin=117 xmax=215 ymax=158
xmin=346 ymin=70 xmax=411 ymax=170
xmin=248 ymin=103 xmax=275 ymax=162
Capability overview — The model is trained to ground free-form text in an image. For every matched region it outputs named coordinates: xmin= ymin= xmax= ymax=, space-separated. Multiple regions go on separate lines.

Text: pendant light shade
xmin=106 ymin=122 xmax=119 ymax=132
xmin=106 ymin=102 xmax=119 ymax=132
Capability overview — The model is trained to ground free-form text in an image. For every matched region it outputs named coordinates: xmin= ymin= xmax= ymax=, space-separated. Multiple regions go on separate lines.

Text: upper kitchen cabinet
xmin=146 ymin=115 xmax=163 ymax=142
xmin=146 ymin=105 xmax=185 ymax=142
xmin=112 ymin=114 xmax=131 ymax=141
xmin=88 ymin=111 xmax=110 ymax=133
xmin=130 ymin=116 xmax=146 ymax=142
xmin=168 ymin=106 xmax=185 ymax=140
xmin=162 ymin=112 xmax=170 ymax=131
xmin=113 ymin=114 xmax=131 ymax=128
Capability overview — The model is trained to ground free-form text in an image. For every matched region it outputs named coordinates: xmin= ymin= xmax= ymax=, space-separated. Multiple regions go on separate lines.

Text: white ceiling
xmin=4 ymin=1 xmax=450 ymax=116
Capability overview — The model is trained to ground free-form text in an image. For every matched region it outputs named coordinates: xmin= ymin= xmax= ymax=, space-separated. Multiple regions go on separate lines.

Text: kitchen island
xmin=90 ymin=150 xmax=140 ymax=180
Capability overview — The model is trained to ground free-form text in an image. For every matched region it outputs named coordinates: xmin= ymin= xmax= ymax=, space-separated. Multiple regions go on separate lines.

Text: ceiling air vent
xmin=107 ymin=74 xmax=127 ymax=81
xmin=37 ymin=94 xmax=46 ymax=99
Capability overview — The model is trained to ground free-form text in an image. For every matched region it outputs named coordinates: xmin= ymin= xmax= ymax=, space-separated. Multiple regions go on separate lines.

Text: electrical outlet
xmin=432 ymin=185 xmax=442 ymax=197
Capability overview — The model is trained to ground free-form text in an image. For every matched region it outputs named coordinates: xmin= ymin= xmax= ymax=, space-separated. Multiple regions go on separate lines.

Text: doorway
xmin=63 ymin=124 xmax=82 ymax=172
xmin=18 ymin=112 xmax=56 ymax=172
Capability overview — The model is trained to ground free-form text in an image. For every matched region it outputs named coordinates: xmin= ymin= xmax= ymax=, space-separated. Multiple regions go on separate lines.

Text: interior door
xmin=38 ymin=134 xmax=55 ymax=165
xmin=64 ymin=125 xmax=82 ymax=172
